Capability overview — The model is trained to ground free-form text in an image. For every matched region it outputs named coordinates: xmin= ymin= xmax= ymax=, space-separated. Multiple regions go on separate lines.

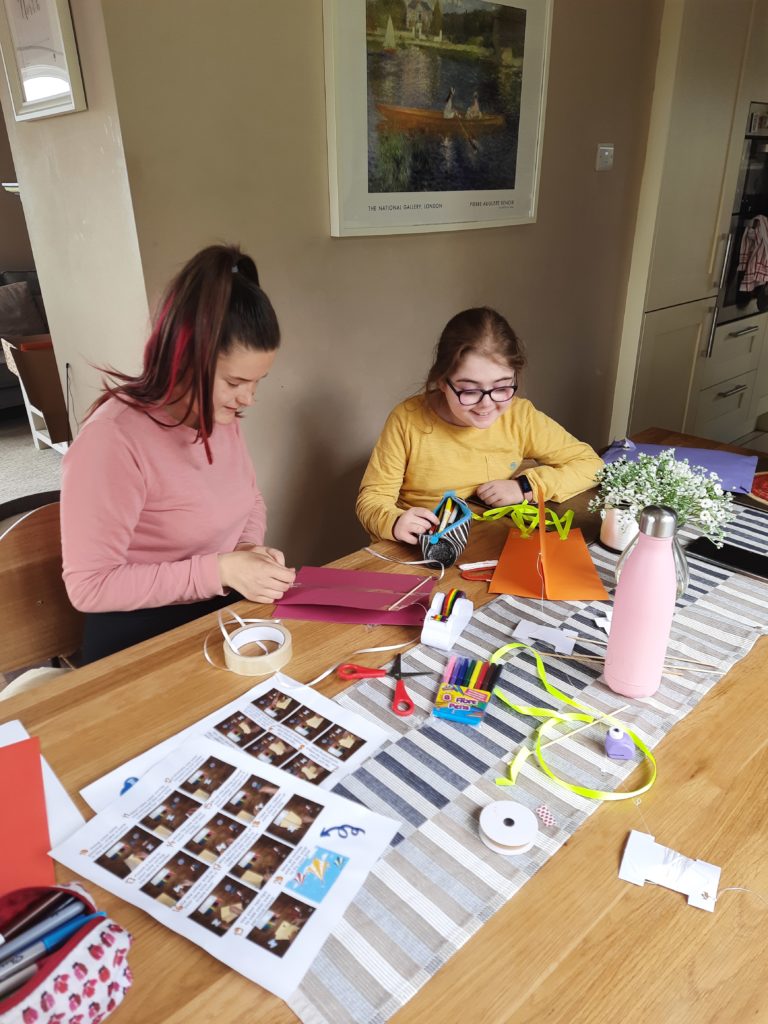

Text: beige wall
xmin=0 ymin=0 xmax=148 ymax=421
xmin=99 ymin=0 xmax=661 ymax=564
xmin=0 ymin=114 xmax=33 ymax=268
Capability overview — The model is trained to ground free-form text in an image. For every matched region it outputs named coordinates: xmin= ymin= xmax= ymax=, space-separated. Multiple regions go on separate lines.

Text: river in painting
xmin=366 ymin=2 xmax=525 ymax=193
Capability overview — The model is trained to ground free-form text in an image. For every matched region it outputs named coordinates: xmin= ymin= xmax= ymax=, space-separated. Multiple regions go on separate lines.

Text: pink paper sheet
xmin=274 ymin=566 xmax=433 ymax=626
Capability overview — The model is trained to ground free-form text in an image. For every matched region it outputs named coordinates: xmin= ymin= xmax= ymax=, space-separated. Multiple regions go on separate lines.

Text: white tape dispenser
xmin=421 ymin=588 xmax=473 ymax=653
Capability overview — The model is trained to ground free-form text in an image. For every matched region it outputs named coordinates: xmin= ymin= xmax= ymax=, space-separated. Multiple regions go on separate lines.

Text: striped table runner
xmin=287 ymin=508 xmax=768 ymax=1024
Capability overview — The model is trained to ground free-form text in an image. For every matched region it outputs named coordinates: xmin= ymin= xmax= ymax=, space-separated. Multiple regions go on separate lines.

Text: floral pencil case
xmin=0 ymin=883 xmax=132 ymax=1024
xmin=419 ymin=491 xmax=472 ymax=568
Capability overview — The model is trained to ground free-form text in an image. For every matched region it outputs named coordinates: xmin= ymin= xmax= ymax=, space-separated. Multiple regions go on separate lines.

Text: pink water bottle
xmin=603 ymin=505 xmax=686 ymax=698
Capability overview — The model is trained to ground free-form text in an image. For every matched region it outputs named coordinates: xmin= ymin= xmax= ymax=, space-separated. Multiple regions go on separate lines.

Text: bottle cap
xmin=638 ymin=505 xmax=677 ymax=538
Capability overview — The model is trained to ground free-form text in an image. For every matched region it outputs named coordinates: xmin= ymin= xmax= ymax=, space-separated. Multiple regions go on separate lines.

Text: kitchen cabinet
xmin=644 ymin=0 xmax=753 ymax=312
xmin=629 ymin=299 xmax=714 ymax=434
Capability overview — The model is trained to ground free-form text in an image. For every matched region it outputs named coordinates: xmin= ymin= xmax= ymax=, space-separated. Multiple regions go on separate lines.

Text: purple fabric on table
xmin=602 ymin=440 xmax=757 ymax=494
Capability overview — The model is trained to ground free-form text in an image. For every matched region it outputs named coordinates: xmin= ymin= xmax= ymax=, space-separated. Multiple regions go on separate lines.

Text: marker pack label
xmin=432 ymin=682 xmax=490 ymax=727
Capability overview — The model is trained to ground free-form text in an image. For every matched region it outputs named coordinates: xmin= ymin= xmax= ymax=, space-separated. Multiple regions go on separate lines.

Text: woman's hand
xmin=393 ymin=507 xmax=440 ymax=543
xmin=218 ymin=550 xmax=296 ymax=603
xmin=236 ymin=543 xmax=287 ymax=565
xmin=476 ymin=479 xmax=526 ymax=507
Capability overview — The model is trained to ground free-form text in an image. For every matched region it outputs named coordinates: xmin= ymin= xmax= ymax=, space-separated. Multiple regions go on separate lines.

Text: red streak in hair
xmin=163 ymin=322 xmax=193 ymax=401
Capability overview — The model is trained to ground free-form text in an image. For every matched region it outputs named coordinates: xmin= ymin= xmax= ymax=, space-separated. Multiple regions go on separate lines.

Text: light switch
xmin=596 ymin=143 xmax=614 ymax=171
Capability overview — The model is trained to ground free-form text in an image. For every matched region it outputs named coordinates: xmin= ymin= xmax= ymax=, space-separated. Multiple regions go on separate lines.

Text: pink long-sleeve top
xmin=61 ymin=398 xmax=267 ymax=613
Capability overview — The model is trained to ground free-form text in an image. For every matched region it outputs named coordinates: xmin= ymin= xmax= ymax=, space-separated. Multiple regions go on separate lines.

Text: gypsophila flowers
xmin=588 ymin=449 xmax=735 ymax=545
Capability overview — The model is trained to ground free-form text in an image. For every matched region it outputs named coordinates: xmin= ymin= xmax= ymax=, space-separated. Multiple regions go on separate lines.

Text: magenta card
xmin=274 ymin=566 xmax=434 ymax=625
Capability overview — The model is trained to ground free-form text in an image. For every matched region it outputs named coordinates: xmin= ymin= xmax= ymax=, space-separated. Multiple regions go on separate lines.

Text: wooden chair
xmin=0 ymin=501 xmax=83 ymax=679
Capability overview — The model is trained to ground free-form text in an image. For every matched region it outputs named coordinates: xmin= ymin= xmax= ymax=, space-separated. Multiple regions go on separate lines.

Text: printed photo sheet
xmin=52 ymin=737 xmax=399 ymax=1000
xmin=82 ymin=673 xmax=394 ymax=812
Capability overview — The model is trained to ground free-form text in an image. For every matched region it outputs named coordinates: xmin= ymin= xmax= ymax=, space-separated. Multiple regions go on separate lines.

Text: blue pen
xmin=0 ymin=898 xmax=81 ymax=962
xmin=0 ymin=913 xmax=105 ymax=983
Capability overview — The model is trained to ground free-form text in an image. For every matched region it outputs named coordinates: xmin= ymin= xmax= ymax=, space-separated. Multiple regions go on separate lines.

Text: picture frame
xmin=0 ymin=0 xmax=86 ymax=121
xmin=323 ymin=0 xmax=552 ymax=237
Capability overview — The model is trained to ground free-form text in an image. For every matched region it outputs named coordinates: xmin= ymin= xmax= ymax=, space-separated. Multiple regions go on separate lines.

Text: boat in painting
xmin=376 ymin=102 xmax=505 ymax=132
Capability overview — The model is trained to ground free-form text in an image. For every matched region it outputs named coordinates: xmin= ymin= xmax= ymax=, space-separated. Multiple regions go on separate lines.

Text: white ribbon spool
xmin=478 ymin=800 xmax=539 ymax=856
xmin=205 ymin=611 xmax=293 ymax=676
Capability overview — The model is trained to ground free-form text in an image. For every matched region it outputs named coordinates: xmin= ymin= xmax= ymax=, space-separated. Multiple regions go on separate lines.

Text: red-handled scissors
xmin=337 ymin=655 xmax=429 ymax=717
xmin=336 ymin=661 xmax=430 ymax=682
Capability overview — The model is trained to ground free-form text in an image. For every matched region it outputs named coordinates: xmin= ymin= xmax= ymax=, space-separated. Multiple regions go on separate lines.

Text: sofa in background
xmin=0 ymin=270 xmax=48 ymax=413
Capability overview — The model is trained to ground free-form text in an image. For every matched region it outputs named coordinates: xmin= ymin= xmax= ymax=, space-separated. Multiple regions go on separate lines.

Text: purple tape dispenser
xmin=605 ymin=725 xmax=635 ymax=760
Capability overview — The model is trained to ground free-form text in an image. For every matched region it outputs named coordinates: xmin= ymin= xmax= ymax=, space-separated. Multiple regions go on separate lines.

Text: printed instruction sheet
xmin=82 ymin=672 xmax=393 ymax=812
xmin=53 ymin=737 xmax=399 ymax=999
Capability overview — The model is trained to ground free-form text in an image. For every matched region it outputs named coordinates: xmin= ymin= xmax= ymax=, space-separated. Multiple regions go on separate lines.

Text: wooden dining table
xmin=2 ymin=429 xmax=767 ymax=1023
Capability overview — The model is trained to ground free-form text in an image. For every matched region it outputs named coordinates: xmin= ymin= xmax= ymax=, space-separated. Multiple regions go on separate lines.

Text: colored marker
xmin=474 ymin=661 xmax=491 ymax=690
xmin=469 ymin=660 xmax=484 ymax=688
xmin=460 ymin=658 xmax=474 ymax=687
xmin=0 ymin=891 xmax=72 ymax=947
xmin=0 ymin=899 xmax=81 ymax=962
xmin=449 ymin=657 xmax=464 ymax=687
xmin=442 ymin=655 xmax=456 ymax=685
xmin=486 ymin=663 xmax=504 ymax=691
xmin=0 ymin=913 xmax=105 ymax=982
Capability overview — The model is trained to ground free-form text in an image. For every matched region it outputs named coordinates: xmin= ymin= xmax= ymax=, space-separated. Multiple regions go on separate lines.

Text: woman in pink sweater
xmin=61 ymin=244 xmax=295 ymax=663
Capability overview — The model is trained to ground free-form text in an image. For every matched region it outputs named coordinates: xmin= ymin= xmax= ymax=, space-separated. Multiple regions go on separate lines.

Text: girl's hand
xmin=476 ymin=479 xmax=526 ymax=507
xmin=393 ymin=507 xmax=440 ymax=543
xmin=218 ymin=550 xmax=296 ymax=603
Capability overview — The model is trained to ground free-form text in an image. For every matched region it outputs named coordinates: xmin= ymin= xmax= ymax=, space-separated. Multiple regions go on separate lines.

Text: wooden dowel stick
xmin=535 ymin=703 xmax=631 ymax=753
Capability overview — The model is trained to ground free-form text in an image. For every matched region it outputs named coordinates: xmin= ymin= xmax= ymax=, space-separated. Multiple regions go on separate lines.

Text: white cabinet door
xmin=645 ymin=0 xmax=753 ymax=312
xmin=629 ymin=299 xmax=715 ymax=434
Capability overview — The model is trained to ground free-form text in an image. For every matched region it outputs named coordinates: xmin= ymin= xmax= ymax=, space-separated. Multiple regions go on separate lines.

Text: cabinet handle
xmin=716 ymin=383 xmax=748 ymax=399
xmin=703 ymin=305 xmax=718 ymax=358
xmin=713 ymin=232 xmax=733 ymax=290
xmin=727 ymin=325 xmax=759 ymax=337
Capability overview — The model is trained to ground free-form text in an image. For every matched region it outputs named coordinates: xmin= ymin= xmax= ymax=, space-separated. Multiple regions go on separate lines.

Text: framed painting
xmin=0 ymin=0 xmax=86 ymax=121
xmin=323 ymin=0 xmax=552 ymax=236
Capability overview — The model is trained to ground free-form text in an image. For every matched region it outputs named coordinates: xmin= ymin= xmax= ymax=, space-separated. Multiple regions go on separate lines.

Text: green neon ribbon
xmin=471 ymin=503 xmax=574 ymax=539
xmin=490 ymin=642 xmax=657 ymax=801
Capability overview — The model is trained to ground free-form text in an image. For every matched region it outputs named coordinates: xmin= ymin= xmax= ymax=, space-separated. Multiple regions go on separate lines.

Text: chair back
xmin=0 ymin=502 xmax=83 ymax=672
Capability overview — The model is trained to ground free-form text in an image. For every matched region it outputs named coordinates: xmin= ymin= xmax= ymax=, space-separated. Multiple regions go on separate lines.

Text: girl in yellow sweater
xmin=356 ymin=307 xmax=603 ymax=543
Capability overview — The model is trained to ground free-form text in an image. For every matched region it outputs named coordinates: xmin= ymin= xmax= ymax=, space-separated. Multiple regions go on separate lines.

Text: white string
xmin=363 ymin=546 xmax=445 ymax=611
xmin=203 ymin=610 xmax=282 ymax=670
xmin=629 ymin=799 xmax=768 ymax=909
xmin=303 ymin=640 xmax=419 ymax=688
xmin=720 ymin=887 xmax=768 ymax=908
xmin=535 ymin=552 xmax=545 ymax=613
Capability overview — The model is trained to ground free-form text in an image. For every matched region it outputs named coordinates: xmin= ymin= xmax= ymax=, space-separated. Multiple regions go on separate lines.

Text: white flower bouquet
xmin=588 ymin=449 xmax=735 ymax=545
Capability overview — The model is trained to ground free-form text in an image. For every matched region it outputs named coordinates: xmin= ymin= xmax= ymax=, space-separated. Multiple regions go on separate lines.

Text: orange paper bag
xmin=489 ymin=496 xmax=609 ymax=601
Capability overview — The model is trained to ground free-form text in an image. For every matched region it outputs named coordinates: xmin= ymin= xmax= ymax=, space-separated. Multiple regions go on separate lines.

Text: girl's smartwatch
xmin=516 ymin=474 xmax=534 ymax=502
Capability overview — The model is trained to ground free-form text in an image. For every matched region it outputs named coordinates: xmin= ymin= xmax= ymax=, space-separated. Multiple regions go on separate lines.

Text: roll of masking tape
xmin=478 ymin=800 xmax=538 ymax=856
xmin=222 ymin=622 xmax=293 ymax=676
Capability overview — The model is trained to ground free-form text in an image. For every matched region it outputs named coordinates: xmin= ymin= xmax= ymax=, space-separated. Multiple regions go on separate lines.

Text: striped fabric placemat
xmin=287 ymin=507 xmax=768 ymax=1024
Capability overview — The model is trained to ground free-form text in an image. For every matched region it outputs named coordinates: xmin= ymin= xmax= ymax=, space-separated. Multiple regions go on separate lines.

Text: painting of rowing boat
xmin=323 ymin=0 xmax=550 ymax=234
xmin=366 ymin=0 xmax=526 ymax=192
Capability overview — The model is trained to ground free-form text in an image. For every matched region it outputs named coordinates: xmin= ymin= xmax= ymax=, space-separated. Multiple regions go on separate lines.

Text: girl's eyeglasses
xmin=446 ymin=379 xmax=518 ymax=406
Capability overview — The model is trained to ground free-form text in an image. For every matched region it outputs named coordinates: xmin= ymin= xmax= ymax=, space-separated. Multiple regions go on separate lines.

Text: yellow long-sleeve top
xmin=356 ymin=395 xmax=604 ymax=541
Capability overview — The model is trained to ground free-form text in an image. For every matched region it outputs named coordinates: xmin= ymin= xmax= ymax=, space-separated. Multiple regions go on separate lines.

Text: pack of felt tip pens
xmin=432 ymin=656 xmax=501 ymax=727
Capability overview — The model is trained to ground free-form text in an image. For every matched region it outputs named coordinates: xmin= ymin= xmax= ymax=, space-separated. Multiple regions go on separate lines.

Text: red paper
xmin=274 ymin=566 xmax=434 ymax=626
xmin=0 ymin=736 xmax=54 ymax=893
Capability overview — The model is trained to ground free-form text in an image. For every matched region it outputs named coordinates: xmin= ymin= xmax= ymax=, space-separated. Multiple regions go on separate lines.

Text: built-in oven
xmin=716 ymin=100 xmax=768 ymax=326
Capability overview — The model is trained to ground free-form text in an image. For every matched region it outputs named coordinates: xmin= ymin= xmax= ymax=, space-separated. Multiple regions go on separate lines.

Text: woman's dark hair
xmin=91 ymin=243 xmax=280 ymax=460
xmin=425 ymin=307 xmax=526 ymax=394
